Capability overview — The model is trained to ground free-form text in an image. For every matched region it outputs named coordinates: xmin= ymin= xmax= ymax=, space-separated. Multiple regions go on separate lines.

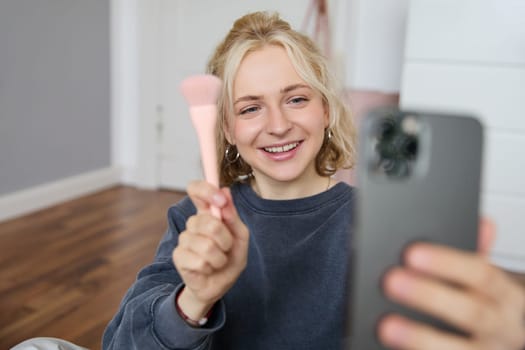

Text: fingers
xmin=176 ymin=215 xmax=233 ymax=271
xmin=383 ymin=243 xmax=525 ymax=348
xmin=175 ymin=183 xmax=250 ymax=300
xmin=187 ymin=181 xmax=248 ymax=243
xmin=403 ymin=242 xmax=511 ymax=302
xmin=378 ymin=314 xmax=475 ymax=350
xmin=219 ymin=188 xmax=249 ymax=242
xmin=172 ymin=246 xmax=213 ymax=275
xmin=477 ymin=217 xmax=496 ymax=257
xmin=187 ymin=180 xmax=227 ymax=216
xmin=179 ymin=232 xmax=228 ymax=269
xmin=186 ymin=214 xmax=233 ymax=252
xmin=404 ymin=242 xmax=525 ymax=329
xmin=383 ymin=267 xmax=499 ymax=337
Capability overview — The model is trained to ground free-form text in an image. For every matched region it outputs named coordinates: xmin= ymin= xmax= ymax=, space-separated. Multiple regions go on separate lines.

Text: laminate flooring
xmin=0 ymin=186 xmax=184 ymax=349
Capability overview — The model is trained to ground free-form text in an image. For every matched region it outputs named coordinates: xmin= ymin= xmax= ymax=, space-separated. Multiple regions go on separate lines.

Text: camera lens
xmin=400 ymin=135 xmax=418 ymax=159
xmin=375 ymin=139 xmax=397 ymax=159
xmin=378 ymin=134 xmax=417 ymax=160
xmin=372 ymin=115 xmax=419 ymax=179
xmin=377 ymin=117 xmax=397 ymax=140
xmin=379 ymin=158 xmax=410 ymax=177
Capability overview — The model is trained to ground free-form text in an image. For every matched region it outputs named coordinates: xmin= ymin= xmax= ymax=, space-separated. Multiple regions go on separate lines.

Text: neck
xmin=250 ymin=175 xmax=335 ymax=200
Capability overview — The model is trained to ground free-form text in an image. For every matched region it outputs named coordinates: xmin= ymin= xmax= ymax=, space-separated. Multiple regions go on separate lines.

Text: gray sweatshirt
xmin=103 ymin=182 xmax=355 ymax=349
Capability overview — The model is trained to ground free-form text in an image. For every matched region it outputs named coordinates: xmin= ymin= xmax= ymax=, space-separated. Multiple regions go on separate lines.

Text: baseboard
xmin=0 ymin=166 xmax=122 ymax=223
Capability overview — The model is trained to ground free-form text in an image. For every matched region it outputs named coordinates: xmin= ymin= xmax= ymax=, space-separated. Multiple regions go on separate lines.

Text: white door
xmin=156 ymin=0 xmax=314 ymax=191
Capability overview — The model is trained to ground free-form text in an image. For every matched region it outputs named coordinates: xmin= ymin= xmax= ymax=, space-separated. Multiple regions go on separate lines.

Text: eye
xmin=288 ymin=96 xmax=308 ymax=105
xmin=239 ymin=105 xmax=260 ymax=115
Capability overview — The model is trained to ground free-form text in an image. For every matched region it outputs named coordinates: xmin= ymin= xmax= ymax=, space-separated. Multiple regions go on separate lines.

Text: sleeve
xmin=102 ymin=200 xmax=226 ymax=350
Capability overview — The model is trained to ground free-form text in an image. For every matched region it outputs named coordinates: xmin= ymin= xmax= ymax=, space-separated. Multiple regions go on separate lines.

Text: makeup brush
xmin=180 ymin=74 xmax=223 ymax=219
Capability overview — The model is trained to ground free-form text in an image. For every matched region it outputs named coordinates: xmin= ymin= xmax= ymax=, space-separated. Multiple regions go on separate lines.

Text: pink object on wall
xmin=335 ymin=89 xmax=400 ymax=185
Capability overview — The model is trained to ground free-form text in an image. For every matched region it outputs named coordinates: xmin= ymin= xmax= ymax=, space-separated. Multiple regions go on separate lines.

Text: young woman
xmin=103 ymin=11 xmax=525 ymax=349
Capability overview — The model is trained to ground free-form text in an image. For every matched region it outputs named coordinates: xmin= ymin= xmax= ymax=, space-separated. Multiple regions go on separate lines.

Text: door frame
xmin=111 ymin=0 xmax=163 ymax=189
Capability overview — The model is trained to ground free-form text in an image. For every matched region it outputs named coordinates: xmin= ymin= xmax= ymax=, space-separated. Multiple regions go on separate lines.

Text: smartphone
xmin=346 ymin=107 xmax=484 ymax=349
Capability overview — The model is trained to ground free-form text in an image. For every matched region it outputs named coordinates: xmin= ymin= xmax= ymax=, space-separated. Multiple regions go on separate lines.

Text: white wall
xmin=0 ymin=0 xmax=119 ymax=222
xmin=343 ymin=0 xmax=409 ymax=92
xmin=401 ymin=0 xmax=525 ymax=272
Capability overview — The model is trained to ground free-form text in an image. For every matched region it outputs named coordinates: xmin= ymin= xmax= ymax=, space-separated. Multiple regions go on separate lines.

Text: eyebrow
xmin=280 ymin=83 xmax=310 ymax=94
xmin=233 ymin=83 xmax=311 ymax=105
xmin=233 ymin=94 xmax=261 ymax=105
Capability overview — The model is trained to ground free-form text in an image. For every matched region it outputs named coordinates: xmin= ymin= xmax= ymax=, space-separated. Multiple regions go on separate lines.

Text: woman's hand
xmin=172 ymin=180 xmax=249 ymax=321
xmin=379 ymin=219 xmax=525 ymax=349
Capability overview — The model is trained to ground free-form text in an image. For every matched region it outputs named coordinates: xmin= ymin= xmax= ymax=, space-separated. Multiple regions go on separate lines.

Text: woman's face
xmin=227 ymin=45 xmax=328 ymax=190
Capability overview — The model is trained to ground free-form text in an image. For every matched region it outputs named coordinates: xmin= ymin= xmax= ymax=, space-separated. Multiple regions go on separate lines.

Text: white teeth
xmin=264 ymin=142 xmax=299 ymax=153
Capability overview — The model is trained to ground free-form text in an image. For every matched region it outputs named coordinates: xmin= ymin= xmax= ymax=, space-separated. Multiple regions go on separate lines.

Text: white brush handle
xmin=189 ymin=105 xmax=221 ymax=219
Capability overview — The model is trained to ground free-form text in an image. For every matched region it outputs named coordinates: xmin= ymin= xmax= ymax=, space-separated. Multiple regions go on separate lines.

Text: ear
xmin=223 ymin=122 xmax=234 ymax=145
xmin=323 ymin=101 xmax=330 ymax=128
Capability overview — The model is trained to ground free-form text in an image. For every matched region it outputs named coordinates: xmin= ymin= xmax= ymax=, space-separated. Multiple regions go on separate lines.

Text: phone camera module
xmin=373 ymin=116 xmax=420 ymax=179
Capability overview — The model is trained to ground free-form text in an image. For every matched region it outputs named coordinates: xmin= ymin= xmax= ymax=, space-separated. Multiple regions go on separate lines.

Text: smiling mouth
xmin=263 ymin=142 xmax=300 ymax=153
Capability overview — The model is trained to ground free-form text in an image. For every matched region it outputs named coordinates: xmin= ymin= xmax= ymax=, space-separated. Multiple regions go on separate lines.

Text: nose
xmin=265 ymin=105 xmax=292 ymax=136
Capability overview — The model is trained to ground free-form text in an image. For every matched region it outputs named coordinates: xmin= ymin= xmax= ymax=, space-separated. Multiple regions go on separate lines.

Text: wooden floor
xmin=1 ymin=186 xmax=523 ymax=349
xmin=0 ymin=186 xmax=185 ymax=350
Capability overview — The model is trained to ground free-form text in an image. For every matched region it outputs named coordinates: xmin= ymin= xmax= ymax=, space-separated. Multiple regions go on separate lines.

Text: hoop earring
xmin=325 ymin=128 xmax=333 ymax=141
xmin=225 ymin=144 xmax=240 ymax=163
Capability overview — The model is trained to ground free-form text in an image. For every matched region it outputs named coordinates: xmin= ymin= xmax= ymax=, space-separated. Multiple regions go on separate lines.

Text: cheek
xmin=232 ymin=119 xmax=263 ymax=145
xmin=311 ymin=107 xmax=329 ymax=133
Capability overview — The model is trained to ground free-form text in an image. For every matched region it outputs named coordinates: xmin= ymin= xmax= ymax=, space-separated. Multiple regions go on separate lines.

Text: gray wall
xmin=0 ymin=0 xmax=111 ymax=196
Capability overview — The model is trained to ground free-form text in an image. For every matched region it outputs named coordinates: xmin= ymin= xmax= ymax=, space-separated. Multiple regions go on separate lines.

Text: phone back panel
xmin=346 ymin=108 xmax=483 ymax=349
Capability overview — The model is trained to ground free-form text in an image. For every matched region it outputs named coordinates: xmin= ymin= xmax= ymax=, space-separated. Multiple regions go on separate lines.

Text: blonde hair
xmin=207 ymin=11 xmax=356 ymax=186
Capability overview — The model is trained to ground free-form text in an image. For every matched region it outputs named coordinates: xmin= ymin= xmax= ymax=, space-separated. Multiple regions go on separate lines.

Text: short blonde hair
xmin=207 ymin=11 xmax=356 ymax=186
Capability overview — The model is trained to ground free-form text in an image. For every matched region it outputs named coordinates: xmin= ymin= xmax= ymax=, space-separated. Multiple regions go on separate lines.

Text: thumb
xmin=219 ymin=188 xmax=249 ymax=242
xmin=478 ymin=217 xmax=496 ymax=257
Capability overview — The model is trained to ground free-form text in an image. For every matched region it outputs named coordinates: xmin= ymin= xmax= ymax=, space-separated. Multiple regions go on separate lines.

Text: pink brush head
xmin=180 ymin=74 xmax=222 ymax=106
xmin=180 ymin=74 xmax=223 ymax=218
